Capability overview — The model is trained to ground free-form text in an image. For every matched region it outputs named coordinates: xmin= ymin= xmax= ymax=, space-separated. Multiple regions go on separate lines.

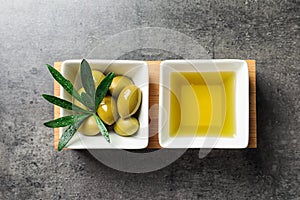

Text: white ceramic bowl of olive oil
xmin=60 ymin=60 xmax=149 ymax=149
xmin=159 ymin=59 xmax=249 ymax=148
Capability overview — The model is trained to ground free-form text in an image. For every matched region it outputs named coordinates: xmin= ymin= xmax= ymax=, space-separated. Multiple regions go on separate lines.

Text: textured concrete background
xmin=0 ymin=0 xmax=299 ymax=199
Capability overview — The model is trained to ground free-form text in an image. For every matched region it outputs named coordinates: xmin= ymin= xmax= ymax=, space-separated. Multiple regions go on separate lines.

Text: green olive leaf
xmin=93 ymin=113 xmax=110 ymax=143
xmin=43 ymin=60 xmax=113 ymax=150
xmin=95 ymin=72 xmax=115 ymax=110
xmin=58 ymin=115 xmax=90 ymax=151
xmin=46 ymin=64 xmax=82 ymax=103
xmin=44 ymin=114 xmax=89 ymax=128
xmin=80 ymin=59 xmax=95 ymax=104
xmin=81 ymin=92 xmax=95 ymax=111
xmin=42 ymin=94 xmax=91 ymax=114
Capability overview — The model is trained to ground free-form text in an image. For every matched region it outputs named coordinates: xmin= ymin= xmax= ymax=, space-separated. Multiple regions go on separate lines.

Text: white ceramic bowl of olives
xmin=60 ymin=60 xmax=149 ymax=149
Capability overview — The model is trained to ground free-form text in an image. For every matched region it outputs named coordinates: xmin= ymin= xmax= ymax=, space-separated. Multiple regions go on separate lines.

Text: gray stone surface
xmin=0 ymin=0 xmax=299 ymax=199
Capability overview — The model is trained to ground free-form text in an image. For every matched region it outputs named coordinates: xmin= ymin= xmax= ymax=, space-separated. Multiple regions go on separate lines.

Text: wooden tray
xmin=54 ymin=60 xmax=257 ymax=149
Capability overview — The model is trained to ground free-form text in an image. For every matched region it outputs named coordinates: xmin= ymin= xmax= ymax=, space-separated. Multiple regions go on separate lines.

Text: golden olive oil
xmin=169 ymin=72 xmax=236 ymax=137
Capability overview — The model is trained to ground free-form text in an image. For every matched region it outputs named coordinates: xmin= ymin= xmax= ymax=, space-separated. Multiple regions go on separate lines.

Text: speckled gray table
xmin=0 ymin=1 xmax=299 ymax=199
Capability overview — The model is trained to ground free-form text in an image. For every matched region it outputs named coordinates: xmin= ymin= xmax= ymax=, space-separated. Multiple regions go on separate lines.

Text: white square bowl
xmin=159 ymin=59 xmax=249 ymax=148
xmin=60 ymin=60 xmax=149 ymax=149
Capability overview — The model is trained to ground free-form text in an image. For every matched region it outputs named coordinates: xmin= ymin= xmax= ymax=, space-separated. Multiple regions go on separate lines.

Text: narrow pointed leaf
xmin=44 ymin=114 xmax=89 ymax=128
xmin=80 ymin=59 xmax=95 ymax=100
xmin=58 ymin=116 xmax=89 ymax=151
xmin=93 ymin=113 xmax=110 ymax=143
xmin=46 ymin=64 xmax=82 ymax=103
xmin=95 ymin=72 xmax=115 ymax=110
xmin=81 ymin=92 xmax=95 ymax=111
xmin=42 ymin=94 xmax=91 ymax=114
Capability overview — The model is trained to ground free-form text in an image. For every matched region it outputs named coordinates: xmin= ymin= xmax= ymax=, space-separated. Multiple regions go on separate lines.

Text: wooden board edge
xmin=246 ymin=60 xmax=257 ymax=148
xmin=53 ymin=62 xmax=61 ymax=150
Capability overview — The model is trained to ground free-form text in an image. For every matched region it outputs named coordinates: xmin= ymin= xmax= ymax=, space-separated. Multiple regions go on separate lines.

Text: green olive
xmin=97 ymin=96 xmax=119 ymax=125
xmin=92 ymin=70 xmax=105 ymax=87
xmin=78 ymin=115 xmax=99 ymax=136
xmin=114 ymin=117 xmax=139 ymax=136
xmin=73 ymin=87 xmax=87 ymax=110
xmin=117 ymin=85 xmax=142 ymax=118
xmin=109 ymin=76 xmax=133 ymax=97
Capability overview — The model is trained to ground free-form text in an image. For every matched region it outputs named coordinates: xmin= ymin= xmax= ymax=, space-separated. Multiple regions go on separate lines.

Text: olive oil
xmin=169 ymin=72 xmax=236 ymax=137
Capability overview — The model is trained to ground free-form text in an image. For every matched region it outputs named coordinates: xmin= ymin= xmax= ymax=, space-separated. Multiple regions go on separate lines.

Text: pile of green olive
xmin=74 ymin=70 xmax=142 ymax=137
